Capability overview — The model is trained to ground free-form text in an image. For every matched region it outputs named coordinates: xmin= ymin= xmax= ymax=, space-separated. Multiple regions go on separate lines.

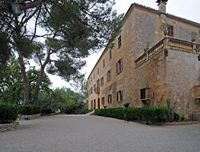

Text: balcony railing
xmin=135 ymin=37 xmax=200 ymax=67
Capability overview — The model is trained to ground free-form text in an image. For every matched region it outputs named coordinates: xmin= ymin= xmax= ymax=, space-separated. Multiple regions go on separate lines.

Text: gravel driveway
xmin=0 ymin=115 xmax=200 ymax=152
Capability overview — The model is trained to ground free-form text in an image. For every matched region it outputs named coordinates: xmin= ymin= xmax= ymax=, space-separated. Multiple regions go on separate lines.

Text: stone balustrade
xmin=135 ymin=37 xmax=200 ymax=67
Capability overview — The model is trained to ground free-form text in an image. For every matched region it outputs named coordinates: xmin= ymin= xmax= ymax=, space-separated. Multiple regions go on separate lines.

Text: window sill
xmin=141 ymin=98 xmax=151 ymax=101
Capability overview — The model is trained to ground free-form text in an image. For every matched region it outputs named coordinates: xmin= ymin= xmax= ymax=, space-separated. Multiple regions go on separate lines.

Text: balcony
xmin=135 ymin=37 xmax=200 ymax=67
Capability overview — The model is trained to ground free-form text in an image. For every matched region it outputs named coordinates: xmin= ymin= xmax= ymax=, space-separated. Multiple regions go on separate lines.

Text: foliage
xmin=0 ymin=102 xmax=18 ymax=124
xmin=0 ymin=0 xmax=122 ymax=103
xmin=0 ymin=32 xmax=11 ymax=65
xmin=27 ymin=68 xmax=52 ymax=102
xmin=37 ymin=90 xmax=54 ymax=110
xmin=95 ymin=108 xmax=125 ymax=119
xmin=173 ymin=112 xmax=185 ymax=122
xmin=41 ymin=107 xmax=53 ymax=115
xmin=95 ymin=107 xmax=174 ymax=125
xmin=71 ymin=76 xmax=88 ymax=103
xmin=37 ymin=87 xmax=86 ymax=114
xmin=0 ymin=58 xmax=22 ymax=103
xmin=0 ymin=58 xmax=51 ymax=103
xmin=80 ymin=109 xmax=93 ymax=114
xmin=52 ymin=88 xmax=85 ymax=114
xmin=18 ymin=105 xmax=41 ymax=115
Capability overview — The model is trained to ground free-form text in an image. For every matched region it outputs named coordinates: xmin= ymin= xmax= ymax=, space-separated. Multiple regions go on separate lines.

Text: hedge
xmin=18 ymin=105 xmax=41 ymax=115
xmin=95 ymin=107 xmax=173 ymax=125
xmin=41 ymin=107 xmax=53 ymax=115
xmin=80 ymin=109 xmax=93 ymax=114
xmin=0 ymin=102 xmax=18 ymax=124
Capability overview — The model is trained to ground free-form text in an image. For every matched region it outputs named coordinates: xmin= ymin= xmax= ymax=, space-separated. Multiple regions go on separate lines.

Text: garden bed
xmin=0 ymin=121 xmax=19 ymax=132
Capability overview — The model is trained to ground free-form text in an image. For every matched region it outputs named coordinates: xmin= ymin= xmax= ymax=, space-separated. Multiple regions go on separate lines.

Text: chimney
xmin=156 ymin=0 xmax=168 ymax=13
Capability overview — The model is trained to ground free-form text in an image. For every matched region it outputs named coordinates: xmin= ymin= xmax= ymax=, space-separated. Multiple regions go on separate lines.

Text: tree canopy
xmin=0 ymin=0 xmax=123 ymax=103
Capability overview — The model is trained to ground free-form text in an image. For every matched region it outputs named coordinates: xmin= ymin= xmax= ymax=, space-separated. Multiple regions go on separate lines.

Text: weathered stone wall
xmin=88 ymin=4 xmax=200 ymax=118
xmin=167 ymin=18 xmax=200 ymax=42
xmin=88 ymin=6 xmax=136 ymax=109
xmin=166 ymin=49 xmax=200 ymax=118
xmin=134 ymin=50 xmax=168 ymax=107
xmin=128 ymin=8 xmax=161 ymax=107
xmin=132 ymin=8 xmax=162 ymax=60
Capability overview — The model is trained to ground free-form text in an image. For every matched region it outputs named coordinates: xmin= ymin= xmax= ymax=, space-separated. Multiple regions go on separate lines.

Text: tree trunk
xmin=14 ymin=16 xmax=30 ymax=104
xmin=34 ymin=66 xmax=45 ymax=103
xmin=18 ymin=51 xmax=29 ymax=104
xmin=34 ymin=49 xmax=51 ymax=103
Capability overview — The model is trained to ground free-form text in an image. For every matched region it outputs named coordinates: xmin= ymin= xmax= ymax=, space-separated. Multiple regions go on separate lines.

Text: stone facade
xmin=88 ymin=3 xmax=200 ymax=119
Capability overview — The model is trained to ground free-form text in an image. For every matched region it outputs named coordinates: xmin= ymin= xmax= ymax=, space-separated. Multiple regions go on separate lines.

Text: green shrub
xmin=0 ymin=102 xmax=18 ymax=124
xmin=18 ymin=105 xmax=40 ymax=115
xmin=173 ymin=112 xmax=184 ymax=122
xmin=95 ymin=108 xmax=125 ymax=120
xmin=63 ymin=105 xmax=76 ymax=114
xmin=80 ymin=109 xmax=93 ymax=114
xmin=41 ymin=107 xmax=53 ymax=115
xmin=95 ymin=106 xmax=173 ymax=125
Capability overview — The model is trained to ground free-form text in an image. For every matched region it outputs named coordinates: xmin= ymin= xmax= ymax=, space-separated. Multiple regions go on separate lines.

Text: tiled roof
xmin=133 ymin=3 xmax=200 ymax=27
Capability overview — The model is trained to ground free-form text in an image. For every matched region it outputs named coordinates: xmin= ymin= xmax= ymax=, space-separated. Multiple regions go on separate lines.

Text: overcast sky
xmin=50 ymin=0 xmax=200 ymax=89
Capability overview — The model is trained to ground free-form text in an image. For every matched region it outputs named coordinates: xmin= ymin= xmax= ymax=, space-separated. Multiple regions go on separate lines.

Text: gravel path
xmin=0 ymin=115 xmax=200 ymax=152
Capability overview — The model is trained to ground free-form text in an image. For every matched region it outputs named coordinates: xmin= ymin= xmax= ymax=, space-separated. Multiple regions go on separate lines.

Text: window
xmin=103 ymin=59 xmax=105 ymax=68
xmin=91 ymin=87 xmax=93 ymax=94
xmin=117 ymin=90 xmax=123 ymax=102
xmin=140 ymin=88 xmax=150 ymax=100
xmin=140 ymin=88 xmax=151 ymax=106
xmin=116 ymin=58 xmax=123 ymax=74
xmin=97 ymin=68 xmax=99 ymax=74
xmin=167 ymin=25 xmax=174 ymax=37
xmin=96 ymin=79 xmax=100 ymax=93
xmin=140 ymin=88 xmax=146 ymax=100
xmin=94 ymin=84 xmax=96 ymax=93
xmin=109 ymin=50 xmax=112 ymax=60
xmin=107 ymin=69 xmax=112 ymax=82
xmin=108 ymin=94 xmax=112 ymax=103
xmin=101 ymin=97 xmax=105 ymax=106
xmin=101 ymin=76 xmax=104 ymax=87
xmin=118 ymin=35 xmax=122 ymax=48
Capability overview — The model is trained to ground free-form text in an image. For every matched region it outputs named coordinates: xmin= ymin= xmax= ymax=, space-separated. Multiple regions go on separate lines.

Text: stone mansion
xmin=87 ymin=0 xmax=200 ymax=119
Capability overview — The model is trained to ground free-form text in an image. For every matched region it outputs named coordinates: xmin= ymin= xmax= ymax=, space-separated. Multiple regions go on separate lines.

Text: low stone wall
xmin=19 ymin=114 xmax=41 ymax=120
xmin=0 ymin=121 xmax=19 ymax=132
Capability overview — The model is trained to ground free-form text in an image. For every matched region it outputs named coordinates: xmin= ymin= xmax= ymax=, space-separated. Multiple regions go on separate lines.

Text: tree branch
xmin=20 ymin=8 xmax=40 ymax=26
xmin=31 ymin=7 xmax=41 ymax=42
